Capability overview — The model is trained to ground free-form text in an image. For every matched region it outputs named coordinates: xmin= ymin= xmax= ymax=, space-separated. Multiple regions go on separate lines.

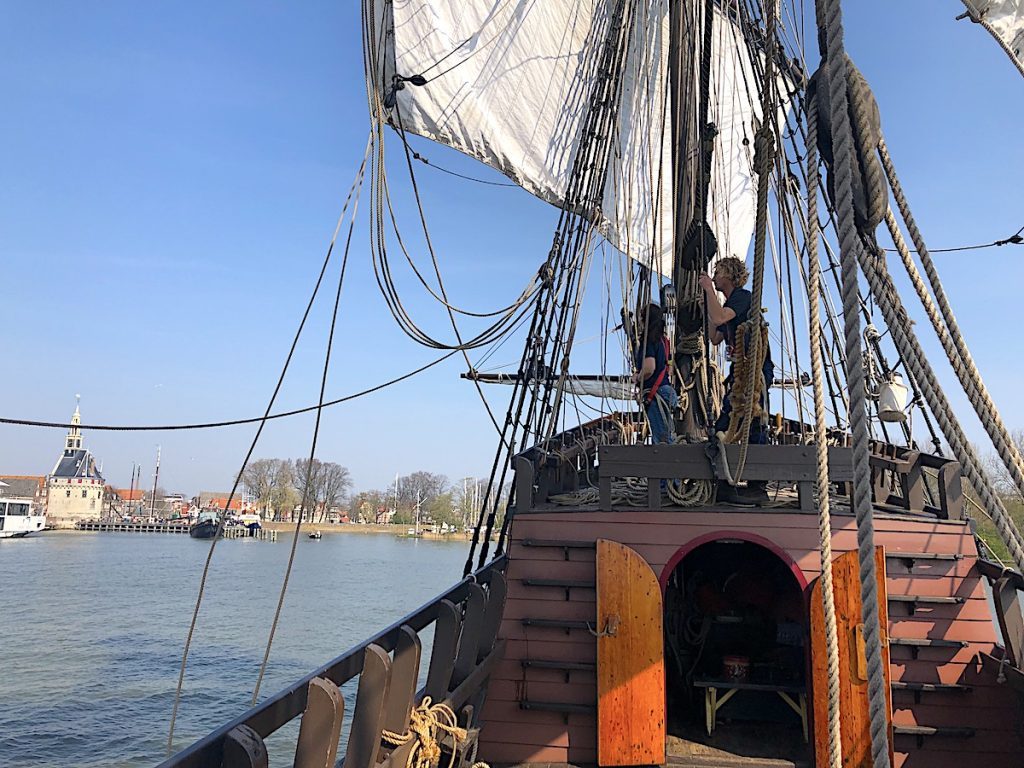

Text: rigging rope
xmin=813 ymin=1 xmax=891 ymax=763
xmin=166 ymin=145 xmax=370 ymax=754
xmin=879 ymin=141 xmax=1024 ymax=502
xmin=805 ymin=96 xmax=843 ymax=768
xmin=250 ymin=169 xmax=361 ymax=706
xmin=2 ymin=350 xmax=459 ymax=433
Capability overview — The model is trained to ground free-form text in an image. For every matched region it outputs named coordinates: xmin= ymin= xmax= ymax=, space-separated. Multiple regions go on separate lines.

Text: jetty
xmin=74 ymin=521 xmax=278 ymax=541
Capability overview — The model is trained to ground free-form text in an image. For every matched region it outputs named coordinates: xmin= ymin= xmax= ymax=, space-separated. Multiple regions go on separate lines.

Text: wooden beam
xmin=343 ymin=645 xmax=391 ymax=768
xmin=599 ymin=443 xmax=854 ymax=482
xmin=294 ymin=678 xmax=345 ymax=768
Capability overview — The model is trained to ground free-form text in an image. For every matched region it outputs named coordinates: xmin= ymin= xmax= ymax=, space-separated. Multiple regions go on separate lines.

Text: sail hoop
xmin=363 ymin=0 xmax=791 ymax=278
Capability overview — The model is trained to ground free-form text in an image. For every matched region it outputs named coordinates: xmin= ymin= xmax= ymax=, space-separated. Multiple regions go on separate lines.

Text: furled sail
xmin=365 ymin=0 xmax=769 ymax=277
xmin=961 ymin=1 xmax=1024 ymax=77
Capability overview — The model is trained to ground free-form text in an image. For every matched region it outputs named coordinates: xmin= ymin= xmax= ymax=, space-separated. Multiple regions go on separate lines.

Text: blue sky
xmin=1 ymin=1 xmax=1021 ymax=496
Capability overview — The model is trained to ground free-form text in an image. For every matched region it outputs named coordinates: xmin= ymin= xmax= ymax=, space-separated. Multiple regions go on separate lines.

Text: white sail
xmin=367 ymin=0 xmax=769 ymax=277
xmin=961 ymin=1 xmax=1024 ymax=76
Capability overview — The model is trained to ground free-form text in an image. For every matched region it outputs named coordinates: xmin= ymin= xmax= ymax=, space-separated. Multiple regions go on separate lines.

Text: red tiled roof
xmin=115 ymin=488 xmax=146 ymax=501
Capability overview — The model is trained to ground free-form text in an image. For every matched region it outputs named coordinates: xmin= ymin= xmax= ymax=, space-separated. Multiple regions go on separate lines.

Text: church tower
xmin=65 ymin=395 xmax=83 ymax=454
xmin=46 ymin=396 xmax=106 ymax=527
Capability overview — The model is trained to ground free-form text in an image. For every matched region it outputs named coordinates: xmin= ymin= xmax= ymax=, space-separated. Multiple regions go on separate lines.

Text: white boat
xmin=0 ymin=498 xmax=46 ymax=539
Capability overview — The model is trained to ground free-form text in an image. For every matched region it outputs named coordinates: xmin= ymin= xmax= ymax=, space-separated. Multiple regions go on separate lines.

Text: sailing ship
xmin=72 ymin=0 xmax=1022 ymax=766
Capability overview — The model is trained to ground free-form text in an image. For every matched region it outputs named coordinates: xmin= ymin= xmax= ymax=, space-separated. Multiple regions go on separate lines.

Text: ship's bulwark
xmin=478 ymin=508 xmax=1022 ymax=767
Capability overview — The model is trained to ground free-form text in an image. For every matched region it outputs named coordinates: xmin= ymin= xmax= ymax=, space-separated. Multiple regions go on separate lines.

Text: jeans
xmin=646 ymin=384 xmax=678 ymax=444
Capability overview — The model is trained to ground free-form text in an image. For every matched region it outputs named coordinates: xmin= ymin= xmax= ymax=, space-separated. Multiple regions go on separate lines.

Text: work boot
xmin=716 ymin=480 xmax=755 ymax=507
xmin=742 ymin=480 xmax=769 ymax=505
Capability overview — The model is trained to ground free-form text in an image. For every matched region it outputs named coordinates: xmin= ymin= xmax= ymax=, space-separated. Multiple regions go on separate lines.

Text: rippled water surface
xmin=0 ymin=531 xmax=467 ymax=767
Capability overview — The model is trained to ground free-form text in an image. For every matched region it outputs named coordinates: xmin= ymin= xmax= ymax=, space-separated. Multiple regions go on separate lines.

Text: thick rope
xmin=381 ymin=697 xmax=484 ymax=768
xmin=855 ymin=243 xmax=1024 ymax=573
xmin=727 ymin=0 xmax=776 ymax=483
xmin=814 ymin=2 xmax=892 ymax=764
xmin=805 ymin=98 xmax=843 ymax=768
xmin=880 ymin=142 xmax=1024 ymax=502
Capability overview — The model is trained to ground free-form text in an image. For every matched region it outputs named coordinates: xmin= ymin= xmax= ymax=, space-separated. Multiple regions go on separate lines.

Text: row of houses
xmin=0 ymin=403 xmax=263 ymax=528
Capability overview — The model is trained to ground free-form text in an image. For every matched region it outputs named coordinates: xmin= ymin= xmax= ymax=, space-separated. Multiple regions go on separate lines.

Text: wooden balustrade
xmin=157 ymin=560 xmax=508 ymax=768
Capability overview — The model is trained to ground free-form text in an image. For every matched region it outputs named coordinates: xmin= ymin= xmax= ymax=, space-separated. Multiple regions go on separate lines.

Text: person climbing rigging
xmin=632 ymin=303 xmax=677 ymax=444
xmin=699 ymin=257 xmax=775 ymax=502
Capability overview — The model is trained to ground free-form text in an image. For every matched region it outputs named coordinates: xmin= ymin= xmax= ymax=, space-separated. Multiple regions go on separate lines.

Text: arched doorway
xmin=660 ymin=534 xmax=811 ymax=764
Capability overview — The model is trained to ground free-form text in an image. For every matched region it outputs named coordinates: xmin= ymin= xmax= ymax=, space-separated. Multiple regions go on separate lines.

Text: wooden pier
xmin=76 ymin=521 xmax=190 ymax=534
xmin=224 ymin=526 xmax=278 ymax=541
xmin=74 ymin=521 xmax=277 ymax=541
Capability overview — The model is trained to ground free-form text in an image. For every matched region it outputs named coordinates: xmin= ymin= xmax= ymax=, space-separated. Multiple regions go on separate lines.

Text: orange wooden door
xmin=596 ymin=539 xmax=665 ymax=766
xmin=810 ymin=547 xmax=894 ymax=767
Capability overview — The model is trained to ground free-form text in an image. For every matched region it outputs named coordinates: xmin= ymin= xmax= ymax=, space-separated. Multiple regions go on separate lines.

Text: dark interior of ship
xmin=664 ymin=540 xmax=811 ymax=764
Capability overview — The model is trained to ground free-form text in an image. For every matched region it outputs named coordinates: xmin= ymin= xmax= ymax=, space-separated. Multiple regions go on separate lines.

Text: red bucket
xmin=722 ymin=655 xmax=750 ymax=682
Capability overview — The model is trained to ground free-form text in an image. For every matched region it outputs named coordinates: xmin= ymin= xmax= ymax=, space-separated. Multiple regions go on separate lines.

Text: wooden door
xmin=596 ymin=539 xmax=665 ymax=766
xmin=810 ymin=547 xmax=894 ymax=767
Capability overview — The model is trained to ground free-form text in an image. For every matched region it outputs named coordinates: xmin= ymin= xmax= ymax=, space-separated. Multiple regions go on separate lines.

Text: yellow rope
xmin=381 ymin=698 xmax=489 ymax=768
xmin=723 ymin=319 xmax=769 ymax=444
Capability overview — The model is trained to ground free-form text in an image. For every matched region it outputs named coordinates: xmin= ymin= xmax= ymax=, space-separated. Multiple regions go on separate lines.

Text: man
xmin=631 ymin=303 xmax=677 ymax=444
xmin=698 ymin=257 xmax=774 ymax=501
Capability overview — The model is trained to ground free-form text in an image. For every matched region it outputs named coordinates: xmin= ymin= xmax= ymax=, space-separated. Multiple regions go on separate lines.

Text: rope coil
xmin=381 ymin=698 xmax=488 ymax=768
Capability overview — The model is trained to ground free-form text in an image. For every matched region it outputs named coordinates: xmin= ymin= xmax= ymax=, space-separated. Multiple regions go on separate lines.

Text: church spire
xmin=65 ymin=394 xmax=82 ymax=453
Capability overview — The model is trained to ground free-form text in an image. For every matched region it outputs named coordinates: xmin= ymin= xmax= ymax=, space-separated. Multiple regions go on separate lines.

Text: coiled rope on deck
xmin=381 ymin=697 xmax=489 ymax=768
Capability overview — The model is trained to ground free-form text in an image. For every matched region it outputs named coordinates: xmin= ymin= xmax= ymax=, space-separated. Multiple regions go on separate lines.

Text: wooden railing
xmin=158 ymin=557 xmax=508 ymax=768
xmin=510 ymin=414 xmax=964 ymax=519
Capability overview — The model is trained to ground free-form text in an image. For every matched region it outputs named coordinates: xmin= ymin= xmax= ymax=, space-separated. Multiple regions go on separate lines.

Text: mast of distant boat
xmin=150 ymin=445 xmax=161 ymax=517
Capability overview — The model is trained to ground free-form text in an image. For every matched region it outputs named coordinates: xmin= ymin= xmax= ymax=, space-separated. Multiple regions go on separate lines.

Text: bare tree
xmin=242 ymin=458 xmax=295 ymax=520
xmin=318 ymin=462 xmax=353 ymax=522
xmin=983 ymin=428 xmax=1024 ymax=501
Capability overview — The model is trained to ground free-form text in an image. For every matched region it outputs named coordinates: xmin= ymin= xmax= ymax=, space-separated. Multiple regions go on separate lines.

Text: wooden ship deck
xmin=158 ymin=416 xmax=1024 ymax=768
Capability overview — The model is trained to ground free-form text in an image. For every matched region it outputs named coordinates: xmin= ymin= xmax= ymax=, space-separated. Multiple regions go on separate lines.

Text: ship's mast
xmin=668 ymin=0 xmax=717 ymax=439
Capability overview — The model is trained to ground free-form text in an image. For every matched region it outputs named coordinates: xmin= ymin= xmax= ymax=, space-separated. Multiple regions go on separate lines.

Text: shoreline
xmin=261 ymin=522 xmax=474 ymax=540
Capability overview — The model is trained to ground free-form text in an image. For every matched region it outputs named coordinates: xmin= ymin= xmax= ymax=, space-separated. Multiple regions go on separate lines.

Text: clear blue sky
xmin=1 ymin=1 xmax=1021 ymax=496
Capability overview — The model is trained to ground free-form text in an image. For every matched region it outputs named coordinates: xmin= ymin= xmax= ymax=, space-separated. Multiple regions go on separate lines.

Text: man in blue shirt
xmin=699 ymin=257 xmax=775 ymax=501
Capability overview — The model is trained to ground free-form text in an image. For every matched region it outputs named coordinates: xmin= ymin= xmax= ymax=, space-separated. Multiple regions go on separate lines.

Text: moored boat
xmin=188 ymin=512 xmax=220 ymax=540
xmin=0 ymin=498 xmax=46 ymax=539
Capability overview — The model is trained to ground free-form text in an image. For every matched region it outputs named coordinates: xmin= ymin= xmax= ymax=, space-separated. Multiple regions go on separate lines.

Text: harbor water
xmin=0 ymin=531 xmax=468 ymax=767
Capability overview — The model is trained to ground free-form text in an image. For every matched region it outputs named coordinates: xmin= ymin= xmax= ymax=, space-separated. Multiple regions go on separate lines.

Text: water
xmin=0 ymin=531 xmax=468 ymax=767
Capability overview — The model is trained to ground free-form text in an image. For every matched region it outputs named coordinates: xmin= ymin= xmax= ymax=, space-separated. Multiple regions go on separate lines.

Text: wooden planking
xmin=502 ymin=638 xmax=595 ymax=661
xmin=482 ymin=698 xmax=595 ymax=728
xmin=893 ymin=703 xmax=1018 ymax=729
xmin=595 ymin=539 xmax=665 ymax=767
xmin=810 ymin=547 xmax=894 ymax=768
xmin=896 ymin=752 xmax=1024 ymax=768
xmin=294 ymin=677 xmax=345 ymax=768
xmin=489 ymin=678 xmax=595 ymax=705
xmin=482 ymin=719 xmax=596 ymax=748
xmin=888 ymin=616 xmax=1001 ymax=642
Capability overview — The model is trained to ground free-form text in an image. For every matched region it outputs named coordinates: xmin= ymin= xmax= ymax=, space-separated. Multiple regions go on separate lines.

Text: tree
xmin=242 ymin=458 xmax=295 ymax=520
xmin=318 ymin=462 xmax=353 ymax=521
xmin=294 ymin=458 xmax=353 ymax=521
xmin=983 ymin=429 xmax=1024 ymax=500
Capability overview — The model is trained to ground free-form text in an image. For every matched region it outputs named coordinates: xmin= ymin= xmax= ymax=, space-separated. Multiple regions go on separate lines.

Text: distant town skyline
xmin=1 ymin=1 xmax=1022 ymax=493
